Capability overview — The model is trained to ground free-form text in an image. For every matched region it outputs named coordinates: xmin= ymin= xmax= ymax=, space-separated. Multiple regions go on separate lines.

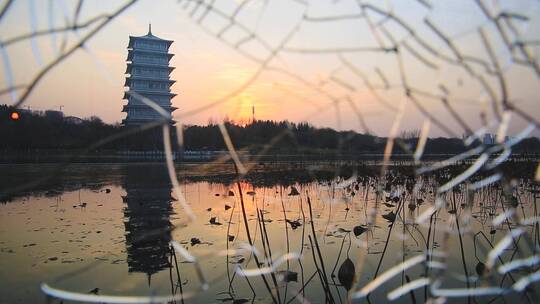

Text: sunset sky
xmin=1 ymin=0 xmax=539 ymax=137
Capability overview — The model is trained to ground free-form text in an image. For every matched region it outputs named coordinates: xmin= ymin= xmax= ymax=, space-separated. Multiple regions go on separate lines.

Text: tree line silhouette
xmin=1 ymin=105 xmax=539 ymax=155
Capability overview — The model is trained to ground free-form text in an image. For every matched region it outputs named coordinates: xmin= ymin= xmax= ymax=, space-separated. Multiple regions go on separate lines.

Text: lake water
xmin=0 ymin=163 xmax=539 ymax=303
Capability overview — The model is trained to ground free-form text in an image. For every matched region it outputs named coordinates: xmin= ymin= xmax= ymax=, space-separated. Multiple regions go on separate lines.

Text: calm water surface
xmin=0 ymin=164 xmax=538 ymax=303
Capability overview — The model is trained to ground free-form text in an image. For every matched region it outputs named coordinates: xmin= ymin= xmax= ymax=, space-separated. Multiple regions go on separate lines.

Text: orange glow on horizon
xmin=10 ymin=112 xmax=20 ymax=120
xmin=221 ymin=92 xmax=260 ymax=124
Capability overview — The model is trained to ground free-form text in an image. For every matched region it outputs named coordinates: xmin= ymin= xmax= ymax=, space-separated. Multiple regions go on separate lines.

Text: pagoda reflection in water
xmin=121 ymin=166 xmax=174 ymax=283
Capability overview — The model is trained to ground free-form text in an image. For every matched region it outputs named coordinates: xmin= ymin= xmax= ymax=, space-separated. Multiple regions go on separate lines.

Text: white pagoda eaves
xmin=122 ymin=25 xmax=177 ymax=126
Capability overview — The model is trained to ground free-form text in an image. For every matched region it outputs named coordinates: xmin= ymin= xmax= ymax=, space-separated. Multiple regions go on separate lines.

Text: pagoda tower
xmin=122 ymin=25 xmax=177 ymax=125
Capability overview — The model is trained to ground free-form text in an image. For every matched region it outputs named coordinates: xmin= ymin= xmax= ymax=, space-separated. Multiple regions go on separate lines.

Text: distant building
xmin=64 ymin=116 xmax=84 ymax=125
xmin=45 ymin=110 xmax=64 ymax=121
xmin=122 ymin=25 xmax=177 ymax=126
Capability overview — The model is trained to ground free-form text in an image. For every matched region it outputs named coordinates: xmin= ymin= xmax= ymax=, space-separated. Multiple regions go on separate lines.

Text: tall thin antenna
xmin=148 ymin=23 xmax=152 ymax=35
xmin=252 ymin=104 xmax=255 ymax=123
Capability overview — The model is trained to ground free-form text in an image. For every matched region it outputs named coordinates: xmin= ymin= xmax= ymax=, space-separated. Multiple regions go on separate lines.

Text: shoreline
xmin=1 ymin=151 xmax=538 ymax=164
